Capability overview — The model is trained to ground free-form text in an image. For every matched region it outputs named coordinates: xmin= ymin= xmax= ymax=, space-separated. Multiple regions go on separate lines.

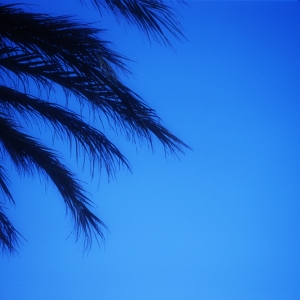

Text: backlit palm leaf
xmin=0 ymin=2 xmax=189 ymax=254
xmin=81 ymin=0 xmax=186 ymax=46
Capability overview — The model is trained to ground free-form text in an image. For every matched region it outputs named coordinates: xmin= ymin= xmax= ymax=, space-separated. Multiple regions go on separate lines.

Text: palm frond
xmin=0 ymin=115 xmax=107 ymax=251
xmin=0 ymin=165 xmax=14 ymax=204
xmin=0 ymin=5 xmax=189 ymax=154
xmin=80 ymin=0 xmax=186 ymax=46
xmin=0 ymin=4 xmax=129 ymax=75
xmin=0 ymin=85 xmax=131 ymax=178
xmin=0 ymin=3 xmax=190 ymax=253
xmin=0 ymin=205 xmax=25 ymax=254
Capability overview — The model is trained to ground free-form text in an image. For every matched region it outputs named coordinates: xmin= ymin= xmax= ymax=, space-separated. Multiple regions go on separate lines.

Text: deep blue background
xmin=1 ymin=1 xmax=300 ymax=299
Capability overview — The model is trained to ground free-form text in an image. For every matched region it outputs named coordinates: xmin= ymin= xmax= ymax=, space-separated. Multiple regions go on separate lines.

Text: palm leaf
xmin=0 ymin=165 xmax=14 ymax=204
xmin=0 ymin=207 xmax=25 ymax=254
xmin=0 ymin=85 xmax=131 ymax=178
xmin=0 ymin=115 xmax=107 ymax=251
xmin=80 ymin=0 xmax=186 ymax=46
xmin=0 ymin=5 xmax=189 ymax=153
xmin=0 ymin=3 xmax=189 ymax=253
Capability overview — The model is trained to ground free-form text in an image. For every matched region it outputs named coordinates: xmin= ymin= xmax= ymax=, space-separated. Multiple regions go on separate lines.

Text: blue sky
xmin=1 ymin=1 xmax=300 ymax=299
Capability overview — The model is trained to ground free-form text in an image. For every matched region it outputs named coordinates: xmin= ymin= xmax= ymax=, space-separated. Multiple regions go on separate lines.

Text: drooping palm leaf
xmin=80 ymin=0 xmax=186 ymax=46
xmin=0 ymin=165 xmax=14 ymax=204
xmin=0 ymin=207 xmax=25 ymax=254
xmin=0 ymin=3 xmax=189 ymax=254
xmin=0 ymin=86 xmax=131 ymax=178
xmin=0 ymin=115 xmax=107 ymax=251
xmin=0 ymin=4 xmax=189 ymax=152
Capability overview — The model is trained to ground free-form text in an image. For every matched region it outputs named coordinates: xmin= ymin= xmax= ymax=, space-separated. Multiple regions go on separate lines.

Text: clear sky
xmin=1 ymin=1 xmax=300 ymax=299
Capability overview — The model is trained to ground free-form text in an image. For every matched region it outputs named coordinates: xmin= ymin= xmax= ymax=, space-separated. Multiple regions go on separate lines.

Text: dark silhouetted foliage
xmin=0 ymin=1 xmax=189 ymax=254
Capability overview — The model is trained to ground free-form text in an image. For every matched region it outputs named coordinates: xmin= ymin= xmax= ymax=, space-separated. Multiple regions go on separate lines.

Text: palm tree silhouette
xmin=0 ymin=1 xmax=189 ymax=254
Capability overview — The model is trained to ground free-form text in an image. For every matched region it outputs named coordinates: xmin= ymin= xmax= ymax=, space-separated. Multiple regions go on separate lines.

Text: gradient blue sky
xmin=1 ymin=1 xmax=300 ymax=299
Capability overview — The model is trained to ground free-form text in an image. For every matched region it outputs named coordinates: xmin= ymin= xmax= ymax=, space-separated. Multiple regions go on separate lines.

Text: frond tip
xmin=0 ymin=207 xmax=25 ymax=254
xmin=0 ymin=115 xmax=108 ymax=252
xmin=80 ymin=0 xmax=187 ymax=46
xmin=0 ymin=2 xmax=189 ymax=254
